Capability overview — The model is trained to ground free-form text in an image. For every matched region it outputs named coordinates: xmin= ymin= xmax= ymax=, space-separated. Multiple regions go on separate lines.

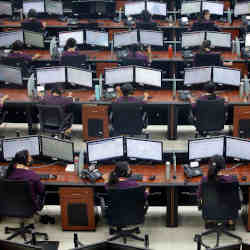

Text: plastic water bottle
xmin=95 ymin=84 xmax=100 ymax=101
xmin=165 ymin=161 xmax=170 ymax=181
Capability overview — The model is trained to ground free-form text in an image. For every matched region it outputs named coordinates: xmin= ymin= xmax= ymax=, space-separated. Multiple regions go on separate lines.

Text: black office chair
xmin=0 ymin=179 xmax=48 ymax=241
xmin=37 ymin=104 xmax=73 ymax=138
xmin=110 ymin=102 xmax=148 ymax=138
xmin=194 ymin=53 xmax=222 ymax=67
xmin=27 ymin=233 xmax=59 ymax=250
xmin=190 ymin=22 xmax=220 ymax=32
xmin=100 ymin=186 xmax=149 ymax=246
xmin=121 ymin=58 xmax=147 ymax=67
xmin=194 ymin=98 xmax=225 ymax=137
xmin=60 ymin=54 xmax=87 ymax=68
xmin=239 ymin=119 xmax=250 ymax=138
xmin=194 ymin=180 xmax=242 ymax=250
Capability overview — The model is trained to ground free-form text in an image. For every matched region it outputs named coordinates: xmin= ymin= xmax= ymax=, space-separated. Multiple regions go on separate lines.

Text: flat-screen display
xmin=58 ymin=30 xmax=84 ymax=47
xmin=23 ymin=0 xmax=45 ymax=15
xmin=126 ymin=137 xmax=163 ymax=161
xmin=181 ymin=1 xmax=201 ymax=15
xmin=113 ymin=30 xmax=138 ymax=48
xmin=202 ymin=1 xmax=224 ymax=15
xmin=0 ymin=1 xmax=12 ymax=16
xmin=86 ymin=30 xmax=109 ymax=47
xmin=124 ymin=1 xmax=144 ymax=16
xmin=87 ymin=137 xmax=124 ymax=162
xmin=45 ymin=0 xmax=63 ymax=15
xmin=184 ymin=67 xmax=211 ymax=85
xmin=188 ymin=136 xmax=224 ymax=160
xmin=213 ymin=67 xmax=241 ymax=86
xmin=135 ymin=66 xmax=161 ymax=87
xmin=182 ymin=31 xmax=205 ymax=48
xmin=0 ymin=30 xmax=23 ymax=48
xmin=139 ymin=30 xmax=163 ymax=46
xmin=105 ymin=66 xmax=134 ymax=85
xmin=234 ymin=2 xmax=248 ymax=16
xmin=147 ymin=1 xmax=166 ymax=16
xmin=67 ymin=67 xmax=92 ymax=87
xmin=24 ymin=30 xmax=44 ymax=48
xmin=36 ymin=67 xmax=66 ymax=85
xmin=245 ymin=33 xmax=250 ymax=47
xmin=206 ymin=31 xmax=231 ymax=48
xmin=0 ymin=64 xmax=22 ymax=85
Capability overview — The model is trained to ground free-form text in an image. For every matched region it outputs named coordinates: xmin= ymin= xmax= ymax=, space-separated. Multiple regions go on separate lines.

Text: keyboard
xmin=38 ymin=173 xmax=50 ymax=180
xmin=129 ymin=174 xmax=143 ymax=181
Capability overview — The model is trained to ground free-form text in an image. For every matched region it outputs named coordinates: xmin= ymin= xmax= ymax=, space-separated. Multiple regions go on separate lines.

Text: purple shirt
xmin=61 ymin=51 xmax=80 ymax=57
xmin=8 ymin=167 xmax=45 ymax=211
xmin=8 ymin=52 xmax=32 ymax=61
xmin=127 ymin=51 xmax=149 ymax=63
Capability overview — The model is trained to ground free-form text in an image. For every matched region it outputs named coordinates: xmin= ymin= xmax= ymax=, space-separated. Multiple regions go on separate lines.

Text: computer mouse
xmin=149 ymin=175 xmax=156 ymax=181
xmin=241 ymin=176 xmax=247 ymax=181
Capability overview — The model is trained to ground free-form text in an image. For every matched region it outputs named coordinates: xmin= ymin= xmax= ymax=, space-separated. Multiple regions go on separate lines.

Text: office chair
xmin=121 ymin=58 xmax=147 ymax=67
xmin=239 ymin=119 xmax=250 ymax=138
xmin=37 ymin=104 xmax=73 ymax=138
xmin=27 ymin=233 xmax=59 ymax=250
xmin=190 ymin=22 xmax=220 ymax=32
xmin=100 ymin=186 xmax=149 ymax=246
xmin=194 ymin=180 xmax=242 ymax=250
xmin=194 ymin=98 xmax=225 ymax=137
xmin=0 ymin=179 xmax=48 ymax=241
xmin=194 ymin=53 xmax=222 ymax=67
xmin=60 ymin=54 xmax=87 ymax=68
xmin=110 ymin=102 xmax=149 ymax=138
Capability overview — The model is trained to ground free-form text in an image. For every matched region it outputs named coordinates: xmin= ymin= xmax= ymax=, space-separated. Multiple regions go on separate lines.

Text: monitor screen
xmin=188 ymin=136 xmax=224 ymax=160
xmin=124 ymin=1 xmax=145 ymax=16
xmin=0 ymin=30 xmax=23 ymax=48
xmin=58 ymin=30 xmax=84 ymax=47
xmin=213 ymin=67 xmax=241 ymax=86
xmin=23 ymin=0 xmax=45 ymax=15
xmin=0 ymin=1 xmax=12 ymax=16
xmin=181 ymin=31 xmax=205 ymax=48
xmin=0 ymin=64 xmax=22 ymax=85
xmin=24 ymin=30 xmax=44 ymax=48
xmin=45 ymin=0 xmax=63 ymax=15
xmin=234 ymin=2 xmax=248 ymax=16
xmin=105 ymin=66 xmax=134 ymax=85
xmin=245 ymin=33 xmax=250 ymax=47
xmin=87 ymin=137 xmax=124 ymax=162
xmin=36 ymin=67 xmax=66 ymax=85
xmin=86 ymin=30 xmax=109 ymax=47
xmin=202 ymin=1 xmax=224 ymax=15
xmin=226 ymin=137 xmax=250 ymax=161
xmin=139 ymin=30 xmax=163 ymax=46
xmin=0 ymin=239 xmax=42 ymax=250
xmin=113 ymin=30 xmax=138 ymax=48
xmin=184 ymin=67 xmax=211 ymax=85
xmin=147 ymin=1 xmax=166 ymax=16
xmin=126 ymin=137 xmax=163 ymax=161
xmin=2 ymin=136 xmax=40 ymax=160
xmin=41 ymin=136 xmax=74 ymax=163
xmin=135 ymin=66 xmax=161 ymax=87
xmin=67 ymin=67 xmax=92 ymax=87
xmin=206 ymin=31 xmax=231 ymax=48
xmin=181 ymin=1 xmax=201 ymax=15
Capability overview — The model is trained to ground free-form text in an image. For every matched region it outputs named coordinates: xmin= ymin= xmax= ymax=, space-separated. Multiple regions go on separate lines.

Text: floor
xmin=0 ymin=123 xmax=247 ymax=250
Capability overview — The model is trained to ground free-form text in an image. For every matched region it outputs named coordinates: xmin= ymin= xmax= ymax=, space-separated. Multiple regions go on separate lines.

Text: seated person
xmin=190 ymin=10 xmax=220 ymax=32
xmin=21 ymin=9 xmax=46 ymax=32
xmin=115 ymin=83 xmax=149 ymax=102
xmin=6 ymin=150 xmax=45 ymax=212
xmin=61 ymin=38 xmax=80 ymax=57
xmin=197 ymin=155 xmax=237 ymax=230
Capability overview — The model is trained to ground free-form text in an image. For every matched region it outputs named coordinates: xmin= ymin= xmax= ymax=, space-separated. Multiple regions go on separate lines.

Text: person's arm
xmin=0 ymin=94 xmax=8 ymax=105
xmin=147 ymin=45 xmax=152 ymax=64
xmin=143 ymin=92 xmax=149 ymax=101
xmin=32 ymin=53 xmax=41 ymax=60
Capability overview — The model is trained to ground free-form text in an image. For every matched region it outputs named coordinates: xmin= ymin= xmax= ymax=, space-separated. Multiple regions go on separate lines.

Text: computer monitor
xmin=36 ymin=67 xmax=66 ymax=85
xmin=181 ymin=1 xmax=201 ymax=15
xmin=41 ymin=136 xmax=74 ymax=163
xmin=188 ymin=136 xmax=224 ymax=160
xmin=58 ymin=30 xmax=84 ymax=47
xmin=135 ymin=66 xmax=162 ymax=87
xmin=213 ymin=67 xmax=241 ymax=86
xmin=126 ymin=137 xmax=163 ymax=161
xmin=24 ymin=30 xmax=44 ymax=48
xmin=45 ymin=0 xmax=63 ymax=15
xmin=0 ymin=64 xmax=23 ymax=85
xmin=181 ymin=31 xmax=205 ymax=48
xmin=147 ymin=1 xmax=167 ymax=16
xmin=206 ymin=31 xmax=231 ymax=48
xmin=23 ymin=0 xmax=45 ymax=15
xmin=184 ymin=67 xmax=212 ymax=85
xmin=245 ymin=33 xmax=250 ymax=47
xmin=2 ymin=136 xmax=40 ymax=160
xmin=105 ymin=66 xmax=134 ymax=86
xmin=85 ymin=30 xmax=109 ymax=47
xmin=113 ymin=30 xmax=138 ymax=48
xmin=0 ymin=1 xmax=12 ymax=16
xmin=0 ymin=30 xmax=24 ymax=48
xmin=202 ymin=1 xmax=224 ymax=16
xmin=124 ymin=1 xmax=145 ymax=16
xmin=87 ymin=137 xmax=124 ymax=162
xmin=226 ymin=137 xmax=250 ymax=161
xmin=0 ymin=239 xmax=42 ymax=250
xmin=67 ymin=67 xmax=92 ymax=87
xmin=234 ymin=2 xmax=248 ymax=17
xmin=139 ymin=30 xmax=163 ymax=46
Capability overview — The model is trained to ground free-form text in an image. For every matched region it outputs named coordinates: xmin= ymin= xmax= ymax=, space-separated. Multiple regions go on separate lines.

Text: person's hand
xmin=102 ymin=173 xmax=109 ymax=183
xmin=42 ymin=21 xmax=46 ymax=28
xmin=224 ymin=96 xmax=228 ymax=102
xmin=67 ymin=92 xmax=73 ymax=97
xmin=32 ymin=53 xmax=41 ymax=60
xmin=145 ymin=187 xmax=150 ymax=193
xmin=144 ymin=92 xmax=149 ymax=101
xmin=38 ymin=91 xmax=44 ymax=98
xmin=147 ymin=45 xmax=151 ymax=54
xmin=0 ymin=94 xmax=8 ymax=105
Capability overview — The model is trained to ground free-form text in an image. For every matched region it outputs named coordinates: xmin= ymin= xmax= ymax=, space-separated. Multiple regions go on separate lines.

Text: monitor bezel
xmin=58 ymin=30 xmax=84 ymax=47
xmin=45 ymin=0 xmax=63 ymax=15
xmin=135 ymin=66 xmax=162 ymax=87
xmin=22 ymin=0 xmax=45 ymax=15
xmin=184 ymin=66 xmax=212 ymax=85
xmin=234 ymin=1 xmax=248 ymax=17
xmin=202 ymin=1 xmax=224 ymax=16
xmin=85 ymin=29 xmax=109 ymax=48
xmin=23 ymin=29 xmax=45 ymax=48
xmin=36 ymin=66 xmax=66 ymax=85
xmin=181 ymin=1 xmax=201 ymax=16
xmin=0 ymin=64 xmax=23 ymax=85
xmin=206 ymin=31 xmax=231 ymax=49
xmin=213 ymin=66 xmax=241 ymax=86
xmin=139 ymin=29 xmax=164 ymax=47
xmin=147 ymin=1 xmax=167 ymax=16
xmin=0 ymin=1 xmax=13 ymax=16
xmin=113 ymin=30 xmax=139 ymax=48
xmin=181 ymin=31 xmax=205 ymax=49
xmin=124 ymin=1 xmax=145 ymax=16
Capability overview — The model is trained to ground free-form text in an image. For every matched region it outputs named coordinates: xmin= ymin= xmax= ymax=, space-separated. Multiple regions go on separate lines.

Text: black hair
xmin=207 ymin=155 xmax=226 ymax=182
xmin=51 ymin=87 xmax=62 ymax=96
xmin=64 ymin=38 xmax=77 ymax=51
xmin=27 ymin=9 xmax=37 ymax=18
xmin=6 ymin=150 xmax=29 ymax=178
xmin=202 ymin=9 xmax=210 ymax=18
xmin=11 ymin=40 xmax=24 ymax=51
xmin=121 ymin=83 xmax=134 ymax=97
xmin=200 ymin=40 xmax=211 ymax=53
xmin=107 ymin=161 xmax=131 ymax=187
xmin=141 ymin=9 xmax=151 ymax=22
xmin=204 ymin=82 xmax=216 ymax=99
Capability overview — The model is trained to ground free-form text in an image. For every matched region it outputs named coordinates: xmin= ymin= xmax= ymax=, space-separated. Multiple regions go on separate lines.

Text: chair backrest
xmin=196 ymin=98 xmax=225 ymax=132
xmin=121 ymin=58 xmax=146 ymax=67
xmin=0 ymin=179 xmax=35 ymax=218
xmin=201 ymin=179 xmax=241 ymax=221
xmin=107 ymin=186 xmax=146 ymax=227
xmin=194 ymin=53 xmax=222 ymax=67
xmin=239 ymin=119 xmax=250 ymax=138
xmin=61 ymin=55 xmax=87 ymax=68
xmin=37 ymin=104 xmax=65 ymax=130
xmin=111 ymin=102 xmax=144 ymax=135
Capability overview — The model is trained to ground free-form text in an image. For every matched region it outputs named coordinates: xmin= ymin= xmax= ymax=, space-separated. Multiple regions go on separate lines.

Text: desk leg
xmin=166 ymin=186 xmax=178 ymax=227
xmin=167 ymin=104 xmax=178 ymax=140
xmin=247 ymin=187 xmax=250 ymax=231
